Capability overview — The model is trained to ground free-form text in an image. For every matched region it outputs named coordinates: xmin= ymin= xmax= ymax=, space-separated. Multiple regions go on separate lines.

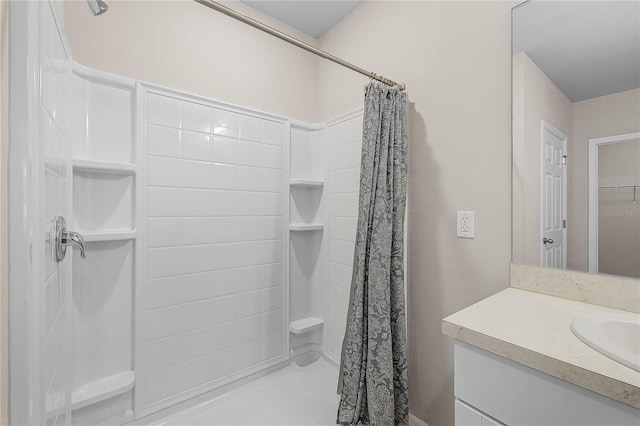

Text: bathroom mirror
xmin=512 ymin=0 xmax=640 ymax=279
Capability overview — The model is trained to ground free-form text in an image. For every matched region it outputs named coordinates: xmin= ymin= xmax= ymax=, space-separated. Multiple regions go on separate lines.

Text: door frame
xmin=540 ymin=120 xmax=568 ymax=268
xmin=588 ymin=132 xmax=640 ymax=273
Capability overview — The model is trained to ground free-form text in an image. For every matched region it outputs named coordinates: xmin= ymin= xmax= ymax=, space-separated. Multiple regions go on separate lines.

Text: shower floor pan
xmin=133 ymin=357 xmax=339 ymax=426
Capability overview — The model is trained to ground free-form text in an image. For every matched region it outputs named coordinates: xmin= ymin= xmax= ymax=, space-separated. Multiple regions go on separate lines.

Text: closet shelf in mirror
xmin=289 ymin=179 xmax=324 ymax=188
xmin=290 ymin=224 xmax=324 ymax=232
xmin=599 ymin=184 xmax=638 ymax=202
xmin=80 ymin=230 xmax=137 ymax=242
xmin=598 ymin=184 xmax=639 ymax=190
xmin=73 ymin=159 xmax=136 ymax=175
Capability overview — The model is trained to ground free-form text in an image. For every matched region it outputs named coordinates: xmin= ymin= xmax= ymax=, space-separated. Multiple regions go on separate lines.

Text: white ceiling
xmin=241 ymin=0 xmax=362 ymax=38
xmin=513 ymin=0 xmax=640 ymax=102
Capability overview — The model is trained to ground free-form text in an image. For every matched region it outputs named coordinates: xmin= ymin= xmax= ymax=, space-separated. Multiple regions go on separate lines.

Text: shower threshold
xmin=131 ymin=356 xmax=339 ymax=426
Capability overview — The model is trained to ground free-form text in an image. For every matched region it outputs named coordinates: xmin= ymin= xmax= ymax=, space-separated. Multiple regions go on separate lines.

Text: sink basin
xmin=571 ymin=312 xmax=640 ymax=371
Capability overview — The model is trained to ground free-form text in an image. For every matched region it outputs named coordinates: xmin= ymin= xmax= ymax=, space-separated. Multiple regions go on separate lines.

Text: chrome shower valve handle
xmin=64 ymin=231 xmax=86 ymax=259
xmin=54 ymin=216 xmax=86 ymax=262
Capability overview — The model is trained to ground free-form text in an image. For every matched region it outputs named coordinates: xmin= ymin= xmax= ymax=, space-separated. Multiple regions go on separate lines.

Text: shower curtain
xmin=337 ymin=82 xmax=409 ymax=426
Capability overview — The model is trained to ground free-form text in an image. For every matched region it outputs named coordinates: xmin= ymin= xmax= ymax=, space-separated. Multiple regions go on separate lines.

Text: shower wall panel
xmin=40 ymin=4 xmax=73 ymax=424
xmin=140 ymin=87 xmax=287 ymax=414
xmin=325 ymin=112 xmax=363 ymax=363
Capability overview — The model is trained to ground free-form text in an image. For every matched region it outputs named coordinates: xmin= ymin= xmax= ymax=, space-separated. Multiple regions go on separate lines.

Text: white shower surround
xmin=81 ymin=74 xmax=361 ymax=423
xmin=135 ymin=86 xmax=363 ymax=418
xmin=137 ymin=83 xmax=291 ymax=417
xmin=10 ymin=1 xmax=362 ymax=424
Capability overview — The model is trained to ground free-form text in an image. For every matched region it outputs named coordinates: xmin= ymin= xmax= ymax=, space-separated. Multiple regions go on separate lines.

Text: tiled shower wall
xmin=142 ymin=90 xmax=286 ymax=409
xmin=325 ymin=113 xmax=363 ymax=362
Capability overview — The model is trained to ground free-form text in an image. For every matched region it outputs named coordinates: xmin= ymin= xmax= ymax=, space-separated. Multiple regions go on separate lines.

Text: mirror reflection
xmin=512 ymin=0 xmax=640 ymax=279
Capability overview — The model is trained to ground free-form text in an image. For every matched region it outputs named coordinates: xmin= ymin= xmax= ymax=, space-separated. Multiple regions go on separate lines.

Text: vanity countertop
xmin=442 ymin=287 xmax=640 ymax=409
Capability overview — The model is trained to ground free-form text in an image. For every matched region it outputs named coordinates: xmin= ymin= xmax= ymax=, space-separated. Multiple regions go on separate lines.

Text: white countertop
xmin=442 ymin=287 xmax=640 ymax=409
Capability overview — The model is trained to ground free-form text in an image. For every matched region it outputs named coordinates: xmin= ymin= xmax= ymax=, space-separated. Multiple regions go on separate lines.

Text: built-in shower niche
xmin=289 ymin=123 xmax=325 ymax=233
xmin=288 ymin=124 xmax=327 ymax=358
xmin=72 ymin=64 xmax=134 ymax=165
xmin=290 ymin=125 xmax=325 ymax=181
xmin=70 ymin=65 xmax=137 ymax=425
xmin=290 ymin=186 xmax=323 ymax=226
xmin=289 ymin=231 xmax=325 ymax=356
xmin=72 ymin=169 xmax=134 ymax=237
xmin=71 ymin=64 xmax=137 ymax=242
xmin=71 ymin=240 xmax=134 ymax=425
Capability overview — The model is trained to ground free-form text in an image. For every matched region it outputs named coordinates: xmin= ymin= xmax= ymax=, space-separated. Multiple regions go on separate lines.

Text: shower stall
xmin=9 ymin=1 xmax=364 ymax=424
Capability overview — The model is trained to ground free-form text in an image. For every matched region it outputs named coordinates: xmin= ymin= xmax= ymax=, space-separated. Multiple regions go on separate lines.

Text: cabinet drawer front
xmin=456 ymin=399 xmax=506 ymax=426
xmin=455 ymin=399 xmax=483 ymax=426
xmin=454 ymin=341 xmax=640 ymax=426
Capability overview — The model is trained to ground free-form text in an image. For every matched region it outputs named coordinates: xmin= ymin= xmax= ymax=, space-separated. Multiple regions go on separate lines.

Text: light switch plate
xmin=457 ymin=211 xmax=475 ymax=238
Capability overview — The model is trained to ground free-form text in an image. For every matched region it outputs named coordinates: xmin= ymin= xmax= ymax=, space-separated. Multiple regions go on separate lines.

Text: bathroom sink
xmin=571 ymin=312 xmax=640 ymax=372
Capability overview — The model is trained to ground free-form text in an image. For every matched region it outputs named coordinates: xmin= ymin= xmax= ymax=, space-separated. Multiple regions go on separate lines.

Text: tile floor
xmin=148 ymin=358 xmax=340 ymax=425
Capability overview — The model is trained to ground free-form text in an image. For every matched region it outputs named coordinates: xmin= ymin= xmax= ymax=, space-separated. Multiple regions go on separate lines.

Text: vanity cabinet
xmin=454 ymin=341 xmax=640 ymax=426
xmin=455 ymin=399 xmax=504 ymax=426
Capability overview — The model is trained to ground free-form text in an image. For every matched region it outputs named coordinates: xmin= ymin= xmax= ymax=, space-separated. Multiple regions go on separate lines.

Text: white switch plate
xmin=457 ymin=211 xmax=475 ymax=238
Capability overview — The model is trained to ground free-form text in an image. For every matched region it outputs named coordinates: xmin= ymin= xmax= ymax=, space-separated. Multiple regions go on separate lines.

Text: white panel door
xmin=10 ymin=2 xmax=74 ymax=424
xmin=541 ymin=121 xmax=567 ymax=269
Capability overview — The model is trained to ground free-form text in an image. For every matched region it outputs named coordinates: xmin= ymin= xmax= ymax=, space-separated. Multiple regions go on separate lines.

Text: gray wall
xmin=317 ymin=2 xmax=514 ymax=424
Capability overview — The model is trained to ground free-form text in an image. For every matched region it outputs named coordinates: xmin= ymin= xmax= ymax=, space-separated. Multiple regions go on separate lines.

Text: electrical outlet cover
xmin=457 ymin=211 xmax=475 ymax=238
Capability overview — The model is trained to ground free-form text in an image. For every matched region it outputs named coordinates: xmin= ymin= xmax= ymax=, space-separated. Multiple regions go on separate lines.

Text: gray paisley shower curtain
xmin=337 ymin=82 xmax=409 ymax=426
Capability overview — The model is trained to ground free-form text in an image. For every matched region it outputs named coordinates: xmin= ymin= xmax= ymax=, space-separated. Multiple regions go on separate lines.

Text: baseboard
xmin=409 ymin=413 xmax=429 ymax=426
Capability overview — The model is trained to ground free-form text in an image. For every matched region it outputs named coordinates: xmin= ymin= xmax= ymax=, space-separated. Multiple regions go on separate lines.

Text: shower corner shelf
xmin=289 ymin=223 xmax=324 ymax=232
xmin=289 ymin=317 xmax=324 ymax=334
xmin=73 ymin=159 xmax=137 ymax=175
xmin=82 ymin=229 xmax=137 ymax=242
xmin=71 ymin=369 xmax=135 ymax=411
xmin=289 ymin=179 xmax=324 ymax=188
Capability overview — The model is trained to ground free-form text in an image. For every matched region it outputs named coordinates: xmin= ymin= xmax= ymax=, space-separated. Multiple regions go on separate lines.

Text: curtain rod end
xmin=397 ymin=82 xmax=406 ymax=91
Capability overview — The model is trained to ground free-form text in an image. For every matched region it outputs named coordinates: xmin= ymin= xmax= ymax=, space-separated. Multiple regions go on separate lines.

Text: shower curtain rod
xmin=193 ymin=0 xmax=406 ymax=91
